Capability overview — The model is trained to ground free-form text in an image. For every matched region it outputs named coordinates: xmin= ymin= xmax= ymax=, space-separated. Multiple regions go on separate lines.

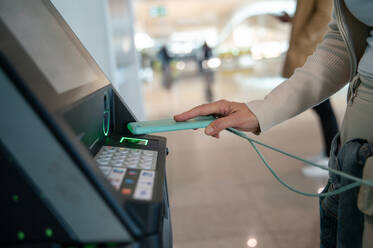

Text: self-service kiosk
xmin=0 ymin=1 xmax=172 ymax=247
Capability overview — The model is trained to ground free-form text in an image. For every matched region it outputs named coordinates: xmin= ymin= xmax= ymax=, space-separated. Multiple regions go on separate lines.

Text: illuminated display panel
xmin=120 ymin=137 xmax=148 ymax=146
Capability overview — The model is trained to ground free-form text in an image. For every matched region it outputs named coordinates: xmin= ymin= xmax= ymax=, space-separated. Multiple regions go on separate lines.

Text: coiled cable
xmin=226 ymin=127 xmax=373 ymax=197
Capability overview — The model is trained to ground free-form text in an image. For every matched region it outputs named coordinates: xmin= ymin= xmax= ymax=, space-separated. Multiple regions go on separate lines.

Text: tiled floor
xmin=144 ymin=60 xmax=348 ymax=247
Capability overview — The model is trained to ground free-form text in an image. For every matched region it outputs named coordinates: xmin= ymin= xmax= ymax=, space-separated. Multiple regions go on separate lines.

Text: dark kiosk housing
xmin=0 ymin=1 xmax=172 ymax=247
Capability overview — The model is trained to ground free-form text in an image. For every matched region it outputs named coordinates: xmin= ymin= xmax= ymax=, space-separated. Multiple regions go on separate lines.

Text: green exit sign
xmin=149 ymin=6 xmax=167 ymax=17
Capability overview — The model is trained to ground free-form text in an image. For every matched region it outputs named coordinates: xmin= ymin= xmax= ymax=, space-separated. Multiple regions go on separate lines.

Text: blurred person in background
xmin=275 ymin=0 xmax=339 ymax=176
xmin=200 ymin=41 xmax=215 ymax=102
xmin=198 ymin=41 xmax=213 ymax=73
xmin=158 ymin=45 xmax=173 ymax=89
xmin=175 ymin=0 xmax=373 ymax=247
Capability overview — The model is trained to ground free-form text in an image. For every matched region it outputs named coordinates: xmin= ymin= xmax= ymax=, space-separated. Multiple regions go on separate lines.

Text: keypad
xmin=95 ymin=146 xmax=157 ymax=201
xmin=134 ymin=170 xmax=155 ymax=200
xmin=96 ymin=146 xmax=157 ymax=170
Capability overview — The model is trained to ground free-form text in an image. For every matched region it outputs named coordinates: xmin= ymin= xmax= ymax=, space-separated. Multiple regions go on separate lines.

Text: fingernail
xmin=206 ymin=126 xmax=214 ymax=135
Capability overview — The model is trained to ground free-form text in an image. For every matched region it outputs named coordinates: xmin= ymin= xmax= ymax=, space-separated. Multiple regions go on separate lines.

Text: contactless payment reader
xmin=0 ymin=1 xmax=172 ymax=247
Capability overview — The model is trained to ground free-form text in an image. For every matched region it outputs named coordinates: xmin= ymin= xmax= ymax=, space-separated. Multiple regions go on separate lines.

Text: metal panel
xmin=0 ymin=68 xmax=133 ymax=242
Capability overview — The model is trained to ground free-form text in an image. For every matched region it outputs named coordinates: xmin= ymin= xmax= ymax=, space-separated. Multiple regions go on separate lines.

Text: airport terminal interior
xmin=0 ymin=0 xmax=352 ymax=247
xmin=137 ymin=0 xmax=346 ymax=247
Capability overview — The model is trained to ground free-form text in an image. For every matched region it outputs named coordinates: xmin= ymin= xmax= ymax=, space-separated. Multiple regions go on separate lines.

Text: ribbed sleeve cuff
xmin=246 ymin=100 xmax=276 ymax=133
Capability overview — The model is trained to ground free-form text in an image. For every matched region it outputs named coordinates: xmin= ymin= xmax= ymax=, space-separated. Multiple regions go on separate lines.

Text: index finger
xmin=174 ymin=101 xmax=226 ymax=122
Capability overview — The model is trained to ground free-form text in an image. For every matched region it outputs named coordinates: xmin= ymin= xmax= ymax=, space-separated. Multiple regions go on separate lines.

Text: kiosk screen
xmin=0 ymin=0 xmax=99 ymax=94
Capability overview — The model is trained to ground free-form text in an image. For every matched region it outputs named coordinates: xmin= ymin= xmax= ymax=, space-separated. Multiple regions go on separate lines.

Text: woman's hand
xmin=174 ymin=100 xmax=260 ymax=138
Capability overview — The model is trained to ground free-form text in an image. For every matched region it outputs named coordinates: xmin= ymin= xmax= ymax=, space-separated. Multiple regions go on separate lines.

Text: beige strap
xmin=347 ymin=73 xmax=362 ymax=103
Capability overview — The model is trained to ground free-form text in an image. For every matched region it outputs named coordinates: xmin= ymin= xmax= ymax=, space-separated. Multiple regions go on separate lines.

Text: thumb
xmin=205 ymin=114 xmax=239 ymax=136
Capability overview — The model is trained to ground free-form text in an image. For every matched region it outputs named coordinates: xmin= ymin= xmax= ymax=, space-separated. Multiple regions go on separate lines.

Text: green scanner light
xmin=84 ymin=244 xmax=97 ymax=248
xmin=102 ymin=110 xmax=110 ymax=137
xmin=12 ymin=194 xmax=19 ymax=202
xmin=120 ymin=137 xmax=148 ymax=146
xmin=17 ymin=231 xmax=25 ymax=240
xmin=45 ymin=228 xmax=53 ymax=238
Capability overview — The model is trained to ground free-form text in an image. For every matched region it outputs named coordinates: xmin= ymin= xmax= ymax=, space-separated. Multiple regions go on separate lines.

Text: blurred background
xmin=52 ymin=0 xmax=348 ymax=247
